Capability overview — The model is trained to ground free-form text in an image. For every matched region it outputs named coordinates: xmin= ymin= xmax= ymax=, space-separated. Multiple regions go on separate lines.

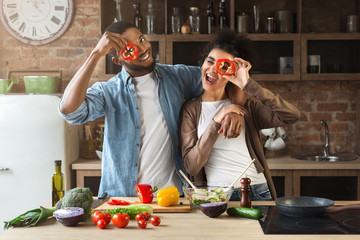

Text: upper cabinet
xmin=100 ymin=0 xmax=360 ymax=81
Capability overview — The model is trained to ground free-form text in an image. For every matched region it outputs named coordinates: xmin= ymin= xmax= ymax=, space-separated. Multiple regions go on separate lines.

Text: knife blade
xmin=91 ymin=192 xmax=108 ymax=209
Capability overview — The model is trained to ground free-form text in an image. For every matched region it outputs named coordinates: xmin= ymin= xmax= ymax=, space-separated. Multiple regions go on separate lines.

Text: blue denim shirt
xmin=60 ymin=63 xmax=203 ymax=197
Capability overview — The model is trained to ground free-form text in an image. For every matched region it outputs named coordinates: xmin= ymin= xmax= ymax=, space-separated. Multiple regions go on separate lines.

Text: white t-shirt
xmin=133 ymin=72 xmax=182 ymax=191
xmin=198 ymin=99 xmax=266 ymax=188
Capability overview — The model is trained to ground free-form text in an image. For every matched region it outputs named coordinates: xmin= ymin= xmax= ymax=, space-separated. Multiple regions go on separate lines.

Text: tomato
xmin=96 ymin=218 xmax=108 ymax=229
xmin=143 ymin=212 xmax=151 ymax=221
xmin=112 ymin=213 xmax=130 ymax=228
xmin=138 ymin=219 xmax=147 ymax=229
xmin=150 ymin=216 xmax=161 ymax=226
xmin=135 ymin=213 xmax=145 ymax=222
xmin=103 ymin=212 xmax=112 ymax=224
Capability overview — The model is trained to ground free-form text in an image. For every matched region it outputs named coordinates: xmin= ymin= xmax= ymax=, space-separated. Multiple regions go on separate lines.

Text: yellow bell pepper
xmin=156 ymin=186 xmax=180 ymax=207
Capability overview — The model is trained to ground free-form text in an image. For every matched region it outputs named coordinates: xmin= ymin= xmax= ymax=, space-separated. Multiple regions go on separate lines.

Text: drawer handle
xmin=0 ymin=168 xmax=10 ymax=171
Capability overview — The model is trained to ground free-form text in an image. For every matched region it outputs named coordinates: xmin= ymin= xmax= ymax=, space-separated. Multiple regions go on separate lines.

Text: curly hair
xmin=199 ymin=28 xmax=258 ymax=68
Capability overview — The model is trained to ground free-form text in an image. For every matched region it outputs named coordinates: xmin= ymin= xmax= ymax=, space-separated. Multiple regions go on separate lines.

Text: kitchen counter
xmin=2 ymin=201 xmax=359 ymax=240
xmin=72 ymin=155 xmax=360 ymax=198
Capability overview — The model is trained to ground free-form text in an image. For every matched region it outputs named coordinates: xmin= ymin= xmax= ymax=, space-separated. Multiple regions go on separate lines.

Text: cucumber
xmin=226 ymin=207 xmax=263 ymax=220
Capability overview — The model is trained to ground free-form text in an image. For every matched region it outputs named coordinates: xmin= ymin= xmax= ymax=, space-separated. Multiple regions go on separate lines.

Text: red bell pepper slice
xmin=216 ymin=58 xmax=235 ymax=76
xmin=106 ymin=199 xmax=130 ymax=205
xmin=121 ymin=43 xmax=138 ymax=61
xmin=136 ymin=184 xmax=158 ymax=203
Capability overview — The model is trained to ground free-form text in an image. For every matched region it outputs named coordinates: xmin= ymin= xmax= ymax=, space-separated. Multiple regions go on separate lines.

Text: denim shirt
xmin=59 ymin=63 xmax=203 ymax=197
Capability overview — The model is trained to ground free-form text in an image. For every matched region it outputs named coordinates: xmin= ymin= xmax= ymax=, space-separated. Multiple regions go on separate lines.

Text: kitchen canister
xmin=347 ymin=15 xmax=359 ymax=32
xmin=237 ymin=13 xmax=250 ymax=33
xmin=275 ymin=10 xmax=295 ymax=33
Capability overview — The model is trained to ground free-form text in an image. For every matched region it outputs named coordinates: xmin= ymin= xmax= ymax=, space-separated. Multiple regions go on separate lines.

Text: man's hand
xmin=218 ymin=112 xmax=245 ymax=138
xmin=92 ymin=32 xmax=127 ymax=58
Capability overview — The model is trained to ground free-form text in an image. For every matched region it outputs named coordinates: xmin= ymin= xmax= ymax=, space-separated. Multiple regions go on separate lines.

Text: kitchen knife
xmin=91 ymin=192 xmax=108 ymax=209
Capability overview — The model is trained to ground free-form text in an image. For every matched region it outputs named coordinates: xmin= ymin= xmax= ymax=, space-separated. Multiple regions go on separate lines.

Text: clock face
xmin=0 ymin=0 xmax=74 ymax=45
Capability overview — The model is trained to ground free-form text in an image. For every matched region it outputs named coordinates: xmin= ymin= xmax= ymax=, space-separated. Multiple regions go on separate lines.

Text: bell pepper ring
xmin=216 ymin=58 xmax=235 ymax=76
xmin=121 ymin=43 xmax=138 ymax=61
xmin=136 ymin=184 xmax=158 ymax=203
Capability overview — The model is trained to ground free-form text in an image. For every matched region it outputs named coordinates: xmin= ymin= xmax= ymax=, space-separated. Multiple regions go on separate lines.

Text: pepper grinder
xmin=240 ymin=177 xmax=251 ymax=208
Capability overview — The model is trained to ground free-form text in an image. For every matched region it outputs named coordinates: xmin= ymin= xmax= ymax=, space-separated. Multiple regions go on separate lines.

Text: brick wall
xmin=0 ymin=0 xmax=359 ymax=155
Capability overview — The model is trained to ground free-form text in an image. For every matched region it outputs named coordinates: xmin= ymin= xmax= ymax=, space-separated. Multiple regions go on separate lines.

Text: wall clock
xmin=0 ymin=0 xmax=74 ymax=45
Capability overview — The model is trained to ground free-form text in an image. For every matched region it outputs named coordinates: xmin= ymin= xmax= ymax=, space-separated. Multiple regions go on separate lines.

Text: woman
xmin=179 ymin=30 xmax=300 ymax=200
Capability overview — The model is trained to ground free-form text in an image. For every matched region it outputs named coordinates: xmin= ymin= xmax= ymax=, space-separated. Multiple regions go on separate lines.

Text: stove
xmin=255 ymin=206 xmax=360 ymax=234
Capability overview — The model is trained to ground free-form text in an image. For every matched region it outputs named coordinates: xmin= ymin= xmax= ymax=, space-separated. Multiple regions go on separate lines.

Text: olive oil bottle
xmin=52 ymin=160 xmax=64 ymax=206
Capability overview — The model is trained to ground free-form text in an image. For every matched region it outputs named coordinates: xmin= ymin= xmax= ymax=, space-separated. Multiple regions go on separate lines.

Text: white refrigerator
xmin=0 ymin=95 xmax=80 ymax=236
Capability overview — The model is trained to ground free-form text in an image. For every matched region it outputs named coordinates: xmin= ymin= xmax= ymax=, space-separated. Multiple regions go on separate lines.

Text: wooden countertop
xmin=72 ymin=155 xmax=360 ymax=171
xmin=2 ymin=201 xmax=359 ymax=240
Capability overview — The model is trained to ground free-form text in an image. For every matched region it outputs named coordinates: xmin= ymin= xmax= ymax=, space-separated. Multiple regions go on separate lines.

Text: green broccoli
xmin=55 ymin=187 xmax=93 ymax=220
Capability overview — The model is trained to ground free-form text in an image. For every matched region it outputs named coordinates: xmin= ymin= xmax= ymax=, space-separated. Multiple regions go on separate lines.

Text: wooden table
xmin=72 ymin=155 xmax=360 ymax=198
xmin=2 ymin=201 xmax=359 ymax=240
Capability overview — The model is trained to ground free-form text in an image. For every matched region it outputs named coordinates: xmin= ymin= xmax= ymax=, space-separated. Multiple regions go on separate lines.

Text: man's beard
xmin=122 ymin=55 xmax=156 ymax=73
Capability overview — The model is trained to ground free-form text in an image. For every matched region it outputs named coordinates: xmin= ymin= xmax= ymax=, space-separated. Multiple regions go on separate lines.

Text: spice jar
xmin=189 ymin=7 xmax=200 ymax=34
xmin=267 ymin=17 xmax=275 ymax=33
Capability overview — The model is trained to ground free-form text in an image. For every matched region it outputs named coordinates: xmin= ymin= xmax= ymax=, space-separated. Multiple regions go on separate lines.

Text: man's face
xmin=119 ymin=27 xmax=155 ymax=75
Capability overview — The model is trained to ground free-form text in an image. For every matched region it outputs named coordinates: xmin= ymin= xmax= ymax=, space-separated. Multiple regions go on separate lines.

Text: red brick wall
xmin=0 ymin=0 xmax=359 ymax=155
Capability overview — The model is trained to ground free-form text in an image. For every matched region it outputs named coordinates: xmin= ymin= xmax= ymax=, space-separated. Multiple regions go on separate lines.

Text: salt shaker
xmin=240 ymin=177 xmax=251 ymax=208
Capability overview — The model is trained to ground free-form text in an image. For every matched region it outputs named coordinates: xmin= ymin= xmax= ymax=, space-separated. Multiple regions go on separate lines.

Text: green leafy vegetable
xmin=3 ymin=206 xmax=55 ymax=230
xmin=106 ymin=204 xmax=153 ymax=219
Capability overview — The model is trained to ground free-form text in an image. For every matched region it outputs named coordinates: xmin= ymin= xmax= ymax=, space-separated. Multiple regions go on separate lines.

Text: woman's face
xmin=201 ymin=48 xmax=235 ymax=92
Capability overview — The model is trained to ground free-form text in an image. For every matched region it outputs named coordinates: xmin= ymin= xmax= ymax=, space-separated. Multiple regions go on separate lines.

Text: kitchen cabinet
xmin=72 ymin=156 xmax=360 ymax=199
xmin=100 ymin=0 xmax=360 ymax=81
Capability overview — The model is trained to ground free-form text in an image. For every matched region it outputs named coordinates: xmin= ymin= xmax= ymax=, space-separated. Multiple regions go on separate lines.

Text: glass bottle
xmin=52 ymin=160 xmax=64 ymax=207
xmin=133 ymin=3 xmax=142 ymax=32
xmin=218 ymin=0 xmax=228 ymax=29
xmin=206 ymin=1 xmax=216 ymax=34
xmin=171 ymin=7 xmax=181 ymax=34
xmin=189 ymin=7 xmax=200 ymax=34
xmin=145 ymin=0 xmax=155 ymax=34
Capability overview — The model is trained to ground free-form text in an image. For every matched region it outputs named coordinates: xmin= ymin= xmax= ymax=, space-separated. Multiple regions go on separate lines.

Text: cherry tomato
xmin=112 ymin=213 xmax=130 ymax=228
xmin=143 ymin=212 xmax=151 ymax=221
xmin=138 ymin=219 xmax=147 ymax=229
xmin=92 ymin=211 xmax=104 ymax=224
xmin=135 ymin=213 xmax=145 ymax=222
xmin=103 ymin=212 xmax=112 ymax=224
xmin=150 ymin=216 xmax=161 ymax=226
xmin=96 ymin=218 xmax=108 ymax=229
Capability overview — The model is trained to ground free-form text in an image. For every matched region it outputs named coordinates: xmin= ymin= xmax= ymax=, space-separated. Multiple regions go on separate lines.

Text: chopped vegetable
xmin=55 ymin=187 xmax=93 ymax=220
xmin=216 ymin=58 xmax=235 ymax=76
xmin=136 ymin=184 xmax=158 ymax=203
xmin=156 ymin=186 xmax=180 ymax=207
xmin=121 ymin=43 xmax=138 ymax=61
xmin=54 ymin=207 xmax=84 ymax=226
xmin=191 ymin=187 xmax=228 ymax=206
xmin=3 ymin=206 xmax=55 ymax=229
xmin=107 ymin=199 xmax=130 ymax=205
xmin=106 ymin=204 xmax=153 ymax=219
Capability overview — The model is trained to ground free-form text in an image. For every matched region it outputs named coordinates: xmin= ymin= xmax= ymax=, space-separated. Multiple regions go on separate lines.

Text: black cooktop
xmin=255 ymin=206 xmax=360 ymax=234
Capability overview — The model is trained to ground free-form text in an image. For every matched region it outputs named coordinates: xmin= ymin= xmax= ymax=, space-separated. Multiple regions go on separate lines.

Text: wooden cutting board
xmin=95 ymin=197 xmax=191 ymax=213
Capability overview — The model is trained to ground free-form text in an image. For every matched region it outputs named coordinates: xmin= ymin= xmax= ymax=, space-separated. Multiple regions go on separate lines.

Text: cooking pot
xmin=23 ymin=76 xmax=60 ymax=94
xmin=0 ymin=77 xmax=18 ymax=94
xmin=275 ymin=196 xmax=360 ymax=217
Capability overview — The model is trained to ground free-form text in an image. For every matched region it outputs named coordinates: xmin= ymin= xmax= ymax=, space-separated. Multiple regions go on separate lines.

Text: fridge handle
xmin=0 ymin=168 xmax=10 ymax=171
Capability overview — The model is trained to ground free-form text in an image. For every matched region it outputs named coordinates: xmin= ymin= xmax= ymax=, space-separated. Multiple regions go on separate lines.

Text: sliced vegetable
xmin=136 ymin=184 xmax=158 ymax=203
xmin=54 ymin=207 xmax=84 ymax=226
xmin=106 ymin=204 xmax=153 ymax=219
xmin=216 ymin=58 xmax=235 ymax=76
xmin=156 ymin=186 xmax=180 ymax=207
xmin=121 ymin=43 xmax=138 ymax=61
xmin=3 ymin=206 xmax=55 ymax=229
xmin=226 ymin=207 xmax=264 ymax=220
xmin=200 ymin=202 xmax=227 ymax=218
xmin=107 ymin=199 xmax=130 ymax=205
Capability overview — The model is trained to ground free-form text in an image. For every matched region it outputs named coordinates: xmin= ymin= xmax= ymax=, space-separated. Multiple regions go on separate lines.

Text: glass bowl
xmin=183 ymin=182 xmax=234 ymax=208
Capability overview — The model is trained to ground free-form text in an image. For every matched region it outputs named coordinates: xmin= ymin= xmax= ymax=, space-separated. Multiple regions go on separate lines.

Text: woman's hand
xmin=213 ymin=104 xmax=245 ymax=124
xmin=219 ymin=112 xmax=245 ymax=138
xmin=223 ymin=57 xmax=252 ymax=89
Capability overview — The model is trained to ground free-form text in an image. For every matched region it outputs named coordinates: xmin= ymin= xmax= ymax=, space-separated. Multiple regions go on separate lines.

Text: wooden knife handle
xmin=328 ymin=204 xmax=360 ymax=214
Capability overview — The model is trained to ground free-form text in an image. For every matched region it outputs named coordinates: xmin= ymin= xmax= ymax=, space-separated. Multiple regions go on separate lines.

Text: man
xmin=59 ymin=22 xmax=242 ymax=197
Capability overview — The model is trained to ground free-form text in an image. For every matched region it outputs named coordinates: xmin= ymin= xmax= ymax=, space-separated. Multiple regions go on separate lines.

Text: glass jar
xmin=171 ymin=7 xmax=181 ymax=34
xmin=189 ymin=7 xmax=200 ymax=34
xmin=145 ymin=0 xmax=155 ymax=34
